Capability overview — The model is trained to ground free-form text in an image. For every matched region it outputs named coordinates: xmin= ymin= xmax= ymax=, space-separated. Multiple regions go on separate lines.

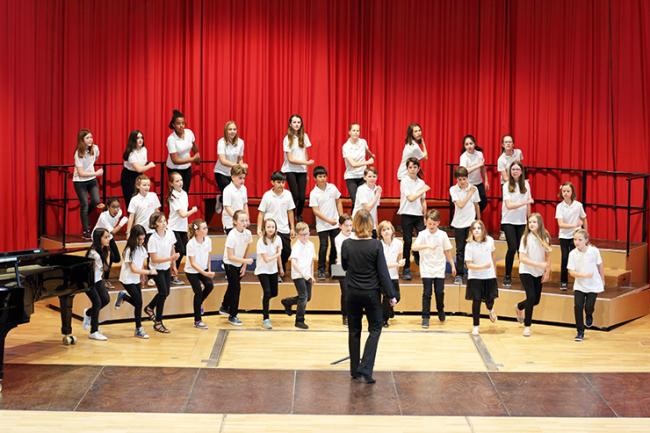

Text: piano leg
xmin=59 ymin=295 xmax=77 ymax=346
xmin=0 ymin=330 xmax=6 ymax=392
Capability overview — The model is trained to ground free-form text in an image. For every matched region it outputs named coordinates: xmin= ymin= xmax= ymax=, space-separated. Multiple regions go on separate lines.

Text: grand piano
xmin=0 ymin=248 xmax=94 ymax=392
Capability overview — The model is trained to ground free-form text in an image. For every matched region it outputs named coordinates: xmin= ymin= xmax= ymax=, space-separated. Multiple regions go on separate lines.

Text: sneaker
xmin=194 ymin=320 xmax=208 ymax=329
xmin=262 ymin=319 xmax=272 ymax=329
xmin=489 ymin=309 xmax=498 ymax=323
xmin=438 ymin=310 xmax=446 ymax=322
xmin=499 ymin=231 xmax=506 ymax=241
xmin=318 ymin=271 xmax=326 ymax=281
xmin=228 ymin=316 xmax=243 ymax=326
xmin=515 ymin=306 xmax=524 ymax=324
xmin=471 ymin=326 xmax=480 ymax=336
xmin=147 ymin=278 xmax=156 ymax=287
xmin=574 ymin=331 xmax=584 ymax=342
xmin=453 ymin=275 xmax=463 ymax=285
xmin=295 ymin=321 xmax=309 ymax=329
xmin=82 ymin=308 xmax=91 ymax=331
xmin=134 ymin=327 xmax=149 ymax=339
xmin=585 ymin=314 xmax=594 ymax=328
xmin=215 ymin=195 xmax=223 ymax=214
xmin=278 ymin=275 xmax=283 ymax=283
xmin=89 ymin=331 xmax=108 ymax=341
xmin=402 ymin=270 xmax=412 ymax=281
xmin=82 ymin=230 xmax=92 ymax=240
xmin=421 ymin=318 xmax=430 ymax=329
xmin=171 ymin=277 xmax=184 ymax=286
xmin=523 ymin=327 xmax=531 ymax=337
xmin=114 ymin=290 xmax=127 ymax=309
xmin=560 ymin=282 xmax=568 ymax=291
xmin=342 ymin=316 xmax=348 ymax=326
xmin=383 ymin=320 xmax=389 ymax=328
xmin=503 ymin=276 xmax=512 ymax=288
xmin=105 ymin=280 xmax=115 ymax=289
xmin=281 ymin=299 xmax=294 ymax=316
xmin=218 ymin=307 xmax=229 ymax=316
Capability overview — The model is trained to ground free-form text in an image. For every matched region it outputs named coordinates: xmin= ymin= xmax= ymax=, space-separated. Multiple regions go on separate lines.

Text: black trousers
xmin=401 ymin=214 xmax=425 ymax=271
xmin=560 ymin=238 xmax=575 ymax=284
xmin=104 ymin=238 xmax=121 ymax=279
xmin=186 ymin=272 xmax=214 ymax=321
xmin=214 ymin=172 xmax=231 ymax=205
xmin=574 ymin=291 xmax=598 ymax=332
xmin=502 ymin=223 xmax=525 ymax=277
xmin=168 ymin=166 xmax=191 ymax=192
xmin=317 ymin=228 xmax=340 ymax=273
xmin=278 ymin=232 xmax=292 ymax=273
xmin=73 ymin=179 xmax=100 ymax=232
xmin=222 ymin=264 xmax=243 ymax=319
xmin=382 ymin=279 xmax=400 ymax=322
xmin=476 ymin=182 xmax=488 ymax=212
xmin=285 ymin=172 xmax=307 ymax=220
xmin=345 ymin=178 xmax=364 ymax=210
xmin=517 ymin=273 xmax=543 ymax=327
xmin=337 ymin=277 xmax=348 ymax=318
xmin=472 ymin=298 xmax=495 ymax=326
xmin=122 ymin=283 xmax=143 ymax=328
xmin=258 ymin=273 xmax=279 ymax=320
xmin=121 ymin=168 xmax=139 ymax=208
xmin=422 ymin=278 xmax=445 ymax=318
xmin=283 ymin=278 xmax=312 ymax=322
xmin=85 ymin=280 xmax=110 ymax=333
xmin=454 ymin=226 xmax=469 ymax=276
xmin=347 ymin=287 xmax=383 ymax=379
xmin=147 ymin=268 xmax=171 ymax=322
xmin=173 ymin=230 xmax=188 ymax=269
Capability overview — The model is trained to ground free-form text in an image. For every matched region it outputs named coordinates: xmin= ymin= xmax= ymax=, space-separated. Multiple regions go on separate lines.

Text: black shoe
xmin=318 ymin=271 xmax=326 ymax=281
xmin=295 ymin=321 xmax=309 ymax=329
xmin=361 ymin=374 xmax=376 ymax=384
xmin=281 ymin=299 xmax=293 ymax=316
xmin=560 ymin=282 xmax=568 ymax=291
xmin=421 ymin=318 xmax=430 ymax=329
xmin=438 ymin=310 xmax=446 ymax=322
xmin=342 ymin=316 xmax=348 ymax=326
xmin=585 ymin=314 xmax=593 ymax=328
xmin=402 ymin=270 xmax=412 ymax=281
xmin=574 ymin=331 xmax=584 ymax=342
xmin=383 ymin=320 xmax=389 ymax=328
xmin=82 ymin=230 xmax=92 ymax=240
xmin=503 ymin=276 xmax=512 ymax=288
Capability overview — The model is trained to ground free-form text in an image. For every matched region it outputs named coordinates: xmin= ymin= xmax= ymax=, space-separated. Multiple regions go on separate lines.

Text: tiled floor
xmin=2 ymin=364 xmax=648 ymax=417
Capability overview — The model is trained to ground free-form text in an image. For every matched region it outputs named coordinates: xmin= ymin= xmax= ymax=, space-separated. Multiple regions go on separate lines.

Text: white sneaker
xmin=471 ymin=326 xmax=480 ymax=336
xmin=515 ymin=306 xmax=524 ymax=324
xmin=82 ymin=308 xmax=91 ymax=331
xmin=262 ymin=319 xmax=272 ymax=329
xmin=147 ymin=279 xmax=156 ymax=287
xmin=523 ymin=327 xmax=531 ymax=337
xmin=489 ymin=309 xmax=498 ymax=323
xmin=89 ymin=331 xmax=108 ymax=341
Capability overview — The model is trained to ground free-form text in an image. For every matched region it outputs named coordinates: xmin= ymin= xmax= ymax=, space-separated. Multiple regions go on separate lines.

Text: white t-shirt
xmin=93 ymin=209 xmax=123 ymax=240
xmin=567 ymin=245 xmax=604 ymax=293
xmin=309 ymin=183 xmax=341 ymax=232
xmin=497 ymin=149 xmax=523 ymax=182
xmin=168 ymin=189 xmax=189 ymax=232
xmin=342 ymin=138 xmax=369 ymax=179
xmin=147 ymin=229 xmax=177 ymax=270
xmin=128 ymin=192 xmax=161 ymax=234
xmin=254 ymin=236 xmax=282 ymax=275
xmin=184 ymin=237 xmax=212 ymax=274
xmin=459 ymin=150 xmax=485 ymax=185
xmin=450 ymin=184 xmax=480 ymax=228
xmin=414 ymin=229 xmax=452 ymax=278
xmin=465 ymin=236 xmax=496 ymax=280
xmin=290 ymin=239 xmax=316 ymax=280
xmin=396 ymin=143 xmax=425 ymax=180
xmin=334 ymin=232 xmax=352 ymax=265
xmin=281 ymin=134 xmax=312 ymax=173
xmin=88 ymin=249 xmax=104 ymax=283
xmin=381 ymin=238 xmax=403 ymax=280
xmin=352 ymin=183 xmax=380 ymax=228
xmin=518 ymin=233 xmax=547 ymax=277
xmin=166 ymin=129 xmax=195 ymax=170
xmin=222 ymin=183 xmax=248 ymax=230
xmin=258 ymin=189 xmax=295 ymax=234
xmin=214 ymin=137 xmax=244 ymax=176
xmin=397 ymin=176 xmax=426 ymax=216
xmin=501 ymin=180 xmax=532 ymax=225
xmin=119 ymin=246 xmax=148 ymax=284
xmin=223 ymin=228 xmax=253 ymax=266
xmin=73 ymin=148 xmax=99 ymax=182
xmin=555 ymin=200 xmax=587 ymax=239
xmin=123 ymin=146 xmax=148 ymax=171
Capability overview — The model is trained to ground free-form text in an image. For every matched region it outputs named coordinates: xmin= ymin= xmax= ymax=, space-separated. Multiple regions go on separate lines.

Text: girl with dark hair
xmin=83 ymin=228 xmax=111 ymax=340
xmin=166 ymin=109 xmax=200 ymax=192
xmin=396 ymin=123 xmax=428 ymax=181
xmin=92 ymin=197 xmax=128 ymax=288
xmin=73 ymin=129 xmax=103 ymax=239
xmin=121 ymin=130 xmax=155 ymax=207
xmin=459 ymin=134 xmax=489 ymax=212
xmin=281 ymin=114 xmax=314 ymax=221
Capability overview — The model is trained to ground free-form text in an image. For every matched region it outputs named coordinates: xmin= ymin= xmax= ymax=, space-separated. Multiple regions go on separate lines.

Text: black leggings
xmin=517 ymin=273 xmax=543 ymax=327
xmin=382 ymin=280 xmax=400 ymax=322
xmin=214 ymin=172 xmax=231 ymax=204
xmin=285 ymin=172 xmax=307 ymax=220
xmin=147 ymin=268 xmax=171 ymax=322
xmin=574 ymin=291 xmax=598 ymax=332
xmin=472 ymin=298 xmax=495 ymax=326
xmin=104 ymin=238 xmax=121 ymax=279
xmin=73 ymin=179 xmax=100 ymax=232
xmin=222 ymin=264 xmax=243 ymax=319
xmin=168 ymin=167 xmax=191 ymax=193
xmin=345 ymin=178 xmax=364 ymax=210
xmin=122 ymin=283 xmax=143 ymax=328
xmin=85 ymin=280 xmax=110 ymax=333
xmin=258 ymin=273 xmax=279 ymax=320
xmin=173 ymin=230 xmax=188 ymax=269
xmin=502 ymin=223 xmax=525 ymax=277
xmin=121 ymin=168 xmax=139 ymax=208
xmin=278 ymin=232 xmax=292 ymax=273
xmin=401 ymin=214 xmax=425 ymax=270
xmin=422 ymin=278 xmax=444 ymax=318
xmin=560 ymin=238 xmax=575 ymax=284
xmin=186 ymin=272 xmax=214 ymax=321
xmin=476 ymin=182 xmax=488 ymax=212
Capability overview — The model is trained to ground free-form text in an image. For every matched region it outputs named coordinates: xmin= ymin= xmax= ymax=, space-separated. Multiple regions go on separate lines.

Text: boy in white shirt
xmin=352 ymin=167 xmax=382 ymax=237
xmin=397 ymin=158 xmax=430 ymax=280
xmin=281 ymin=222 xmax=316 ymax=329
xmin=222 ymin=164 xmax=249 ymax=234
xmin=449 ymin=166 xmax=480 ymax=284
xmin=412 ymin=210 xmax=456 ymax=328
xmin=258 ymin=171 xmax=296 ymax=279
xmin=309 ymin=166 xmax=343 ymax=280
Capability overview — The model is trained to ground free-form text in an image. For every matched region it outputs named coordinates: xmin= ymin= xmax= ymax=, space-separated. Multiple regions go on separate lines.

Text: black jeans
xmin=517 ymin=273 xmax=543 ymax=326
xmin=168 ymin=167 xmax=191 ymax=193
xmin=472 ymin=298 xmax=495 ymax=326
xmin=501 ymin=223 xmax=525 ymax=277
xmin=560 ymin=238 xmax=575 ymax=284
xmin=258 ymin=273 xmax=279 ymax=320
xmin=454 ymin=226 xmax=469 ymax=276
xmin=222 ymin=264 xmax=243 ymax=319
xmin=214 ymin=172 xmax=231 ymax=204
xmin=476 ymin=182 xmax=488 ymax=212
xmin=148 ymin=268 xmax=171 ymax=322
xmin=122 ymin=283 xmax=143 ymax=328
xmin=382 ymin=280 xmax=400 ymax=322
xmin=574 ymin=291 xmax=598 ymax=332
xmin=121 ymin=168 xmax=139 ymax=208
xmin=422 ymin=278 xmax=445 ymax=318
xmin=278 ymin=232 xmax=292 ymax=274
xmin=285 ymin=172 xmax=307 ymax=220
xmin=104 ymin=238 xmax=121 ymax=279
xmin=85 ymin=280 xmax=110 ymax=333
xmin=317 ymin=228 xmax=340 ymax=273
xmin=186 ymin=272 xmax=214 ymax=321
xmin=73 ymin=179 xmax=100 ymax=232
xmin=345 ymin=178 xmax=364 ymax=210
xmin=401 ymin=214 xmax=425 ymax=271
xmin=283 ymin=278 xmax=312 ymax=322
xmin=173 ymin=230 xmax=188 ymax=269
xmin=347 ymin=287 xmax=383 ymax=379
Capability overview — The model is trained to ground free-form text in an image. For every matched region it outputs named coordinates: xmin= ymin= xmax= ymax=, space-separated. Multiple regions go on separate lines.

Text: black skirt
xmin=465 ymin=278 xmax=499 ymax=302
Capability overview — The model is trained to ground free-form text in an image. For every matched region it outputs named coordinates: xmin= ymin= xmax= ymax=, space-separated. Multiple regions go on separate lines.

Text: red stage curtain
xmin=1 ymin=0 xmax=649 ymax=250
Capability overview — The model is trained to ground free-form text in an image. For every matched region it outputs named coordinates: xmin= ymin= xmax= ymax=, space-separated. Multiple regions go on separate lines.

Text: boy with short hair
xmin=281 ymin=222 xmax=317 ymax=329
xmin=222 ymin=164 xmax=249 ymax=235
xmin=449 ymin=166 xmax=480 ymax=284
